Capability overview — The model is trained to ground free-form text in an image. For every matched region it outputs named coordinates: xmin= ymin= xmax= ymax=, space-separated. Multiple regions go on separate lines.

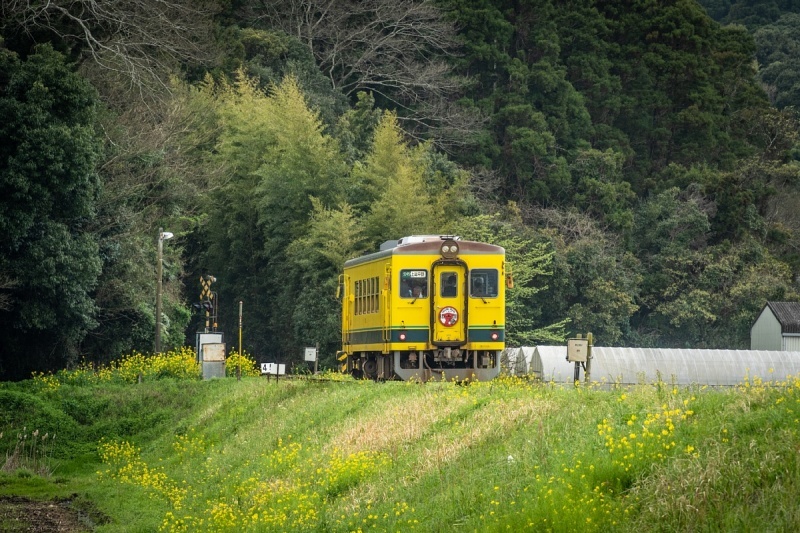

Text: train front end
xmin=340 ymin=235 xmax=508 ymax=382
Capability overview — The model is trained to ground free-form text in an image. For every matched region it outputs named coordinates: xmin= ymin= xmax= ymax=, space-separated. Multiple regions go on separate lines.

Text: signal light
xmin=192 ymin=301 xmax=214 ymax=314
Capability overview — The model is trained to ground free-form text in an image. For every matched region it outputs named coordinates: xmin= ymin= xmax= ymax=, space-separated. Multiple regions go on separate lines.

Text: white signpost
xmin=260 ymin=363 xmax=286 ymax=375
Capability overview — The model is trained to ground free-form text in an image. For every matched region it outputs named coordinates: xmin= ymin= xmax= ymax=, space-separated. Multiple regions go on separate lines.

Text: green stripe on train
xmin=346 ymin=326 xmax=504 ymax=344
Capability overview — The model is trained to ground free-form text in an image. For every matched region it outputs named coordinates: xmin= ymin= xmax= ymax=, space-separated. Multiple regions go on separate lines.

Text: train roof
xmin=344 ymin=235 xmax=504 ymax=268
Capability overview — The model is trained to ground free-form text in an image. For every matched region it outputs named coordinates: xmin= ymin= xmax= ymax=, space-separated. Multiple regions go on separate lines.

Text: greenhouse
xmin=504 ymin=346 xmax=800 ymax=386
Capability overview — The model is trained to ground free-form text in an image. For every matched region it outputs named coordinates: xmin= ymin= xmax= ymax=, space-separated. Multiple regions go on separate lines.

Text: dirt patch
xmin=0 ymin=496 xmax=96 ymax=533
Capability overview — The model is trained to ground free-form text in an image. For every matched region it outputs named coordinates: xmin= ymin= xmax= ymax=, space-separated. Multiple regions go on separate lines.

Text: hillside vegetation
xmin=3 ymin=1 xmax=800 ymax=380
xmin=2 ymin=355 xmax=799 ymax=531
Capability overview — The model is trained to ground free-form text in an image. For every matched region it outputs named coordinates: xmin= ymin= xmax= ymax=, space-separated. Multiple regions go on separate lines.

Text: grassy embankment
xmin=1 ymin=348 xmax=799 ymax=532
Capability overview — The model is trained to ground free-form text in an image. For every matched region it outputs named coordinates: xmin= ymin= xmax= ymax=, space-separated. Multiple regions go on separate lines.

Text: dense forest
xmin=2 ymin=0 xmax=800 ymax=380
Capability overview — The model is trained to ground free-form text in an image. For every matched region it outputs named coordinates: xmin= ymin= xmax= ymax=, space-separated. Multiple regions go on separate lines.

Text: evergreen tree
xmin=287 ymin=199 xmax=369 ymax=368
xmin=0 ymin=45 xmax=103 ymax=379
xmin=755 ymin=13 xmax=800 ymax=109
xmin=531 ymin=208 xmax=641 ymax=346
xmin=456 ymin=208 xmax=567 ymax=345
xmin=355 ymin=112 xmax=441 ymax=242
xmin=197 ymin=73 xmax=347 ymax=358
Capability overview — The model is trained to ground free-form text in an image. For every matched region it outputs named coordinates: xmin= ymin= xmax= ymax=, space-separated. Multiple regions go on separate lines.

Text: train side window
xmin=354 ymin=278 xmax=380 ymax=314
xmin=372 ymin=276 xmax=379 ymax=313
xmin=400 ymin=269 xmax=428 ymax=299
xmin=470 ymin=269 xmax=499 ymax=298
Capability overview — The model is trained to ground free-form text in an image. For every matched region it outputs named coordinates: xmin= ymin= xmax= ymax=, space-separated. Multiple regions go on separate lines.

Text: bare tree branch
xmin=524 ymin=206 xmax=610 ymax=245
xmin=244 ymin=0 xmax=482 ymax=146
xmin=94 ymin=83 xmax=227 ymax=238
xmin=1 ymin=0 xmax=218 ymax=105
xmin=468 ymin=166 xmax=505 ymax=199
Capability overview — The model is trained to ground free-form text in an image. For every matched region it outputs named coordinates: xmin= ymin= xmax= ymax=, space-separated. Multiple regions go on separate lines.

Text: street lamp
xmin=155 ymin=228 xmax=174 ymax=353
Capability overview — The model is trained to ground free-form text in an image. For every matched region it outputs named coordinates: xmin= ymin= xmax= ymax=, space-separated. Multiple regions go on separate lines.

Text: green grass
xmin=2 ymin=369 xmax=800 ymax=532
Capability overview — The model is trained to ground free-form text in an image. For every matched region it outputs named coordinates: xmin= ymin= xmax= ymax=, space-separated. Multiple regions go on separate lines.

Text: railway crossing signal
xmin=200 ymin=275 xmax=215 ymax=300
xmin=196 ymin=275 xmax=217 ymax=332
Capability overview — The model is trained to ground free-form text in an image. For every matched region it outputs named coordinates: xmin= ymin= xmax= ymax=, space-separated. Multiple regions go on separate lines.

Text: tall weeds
xmin=1 ymin=428 xmax=57 ymax=476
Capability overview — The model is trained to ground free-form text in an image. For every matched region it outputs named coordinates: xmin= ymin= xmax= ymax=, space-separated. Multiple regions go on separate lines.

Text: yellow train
xmin=338 ymin=235 xmax=509 ymax=381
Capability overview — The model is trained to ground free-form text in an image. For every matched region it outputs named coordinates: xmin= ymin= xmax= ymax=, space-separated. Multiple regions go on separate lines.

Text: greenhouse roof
xmin=527 ymin=346 xmax=800 ymax=386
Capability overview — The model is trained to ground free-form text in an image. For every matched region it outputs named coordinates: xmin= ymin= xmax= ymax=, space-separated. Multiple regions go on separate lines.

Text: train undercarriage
xmin=343 ymin=349 xmax=500 ymax=382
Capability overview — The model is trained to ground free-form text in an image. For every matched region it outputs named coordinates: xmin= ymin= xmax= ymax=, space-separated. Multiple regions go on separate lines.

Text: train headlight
xmin=399 ymin=332 xmax=407 ymax=341
xmin=491 ymin=332 xmax=499 ymax=341
xmin=440 ymin=240 xmax=459 ymax=259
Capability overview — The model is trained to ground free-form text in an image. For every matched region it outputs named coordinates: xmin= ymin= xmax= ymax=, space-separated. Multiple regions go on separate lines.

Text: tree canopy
xmin=2 ymin=1 xmax=800 ymax=379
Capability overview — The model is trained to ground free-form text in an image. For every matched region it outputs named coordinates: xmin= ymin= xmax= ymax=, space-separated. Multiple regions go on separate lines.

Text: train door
xmin=382 ymin=265 xmax=391 ymax=354
xmin=340 ymin=274 xmax=352 ymax=347
xmin=431 ymin=264 xmax=467 ymax=345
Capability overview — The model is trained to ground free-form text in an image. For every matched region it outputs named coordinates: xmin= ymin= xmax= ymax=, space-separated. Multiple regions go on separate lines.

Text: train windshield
xmin=400 ymin=269 xmax=428 ymax=298
xmin=440 ymin=272 xmax=458 ymax=297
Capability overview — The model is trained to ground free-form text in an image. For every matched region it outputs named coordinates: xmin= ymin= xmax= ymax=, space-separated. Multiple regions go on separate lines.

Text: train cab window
xmin=400 ymin=269 xmax=428 ymax=298
xmin=470 ymin=269 xmax=499 ymax=298
xmin=441 ymin=272 xmax=458 ymax=297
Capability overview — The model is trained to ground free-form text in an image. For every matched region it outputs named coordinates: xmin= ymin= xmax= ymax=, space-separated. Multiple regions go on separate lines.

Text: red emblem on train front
xmin=439 ymin=306 xmax=458 ymax=327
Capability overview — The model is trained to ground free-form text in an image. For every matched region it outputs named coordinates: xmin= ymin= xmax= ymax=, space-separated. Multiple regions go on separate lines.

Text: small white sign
xmin=260 ymin=363 xmax=285 ymax=375
xmin=304 ymin=347 xmax=317 ymax=362
xmin=567 ymin=339 xmax=589 ymax=363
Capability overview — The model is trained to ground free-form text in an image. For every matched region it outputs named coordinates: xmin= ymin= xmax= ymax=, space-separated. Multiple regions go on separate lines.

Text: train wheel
xmin=362 ymin=358 xmax=378 ymax=380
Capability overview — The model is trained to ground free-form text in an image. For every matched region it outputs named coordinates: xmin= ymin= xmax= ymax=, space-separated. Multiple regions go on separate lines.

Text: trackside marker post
xmin=260 ymin=362 xmax=285 ymax=382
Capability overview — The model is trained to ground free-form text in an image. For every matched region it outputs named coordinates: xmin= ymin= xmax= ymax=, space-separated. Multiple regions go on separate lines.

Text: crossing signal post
xmin=195 ymin=275 xmax=226 ymax=379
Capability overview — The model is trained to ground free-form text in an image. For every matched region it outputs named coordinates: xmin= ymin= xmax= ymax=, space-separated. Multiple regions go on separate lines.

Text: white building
xmin=751 ymin=302 xmax=800 ymax=351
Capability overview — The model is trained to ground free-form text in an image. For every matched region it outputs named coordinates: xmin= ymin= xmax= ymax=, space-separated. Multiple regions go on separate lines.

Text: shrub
xmin=225 ymin=350 xmax=260 ymax=378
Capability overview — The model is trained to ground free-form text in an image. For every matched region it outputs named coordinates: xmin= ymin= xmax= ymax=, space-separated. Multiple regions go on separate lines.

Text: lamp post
xmin=155 ymin=228 xmax=174 ymax=353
